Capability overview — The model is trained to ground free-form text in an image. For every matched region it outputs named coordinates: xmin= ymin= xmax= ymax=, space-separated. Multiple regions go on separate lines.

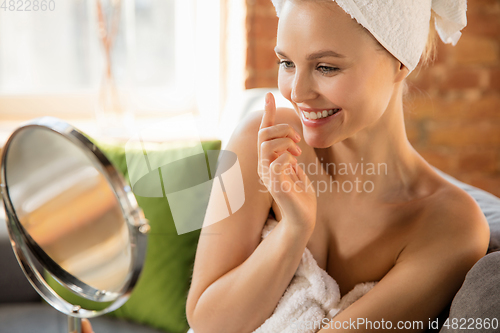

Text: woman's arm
xmin=319 ymin=190 xmax=490 ymax=333
xmin=186 ymin=107 xmax=313 ymax=333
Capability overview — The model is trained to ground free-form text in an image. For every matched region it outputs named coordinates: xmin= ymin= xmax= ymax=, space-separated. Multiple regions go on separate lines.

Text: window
xmin=0 ymin=0 xmax=222 ymax=120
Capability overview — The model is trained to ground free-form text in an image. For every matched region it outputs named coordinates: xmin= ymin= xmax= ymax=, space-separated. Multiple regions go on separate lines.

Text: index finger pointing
xmin=260 ymin=92 xmax=276 ymax=129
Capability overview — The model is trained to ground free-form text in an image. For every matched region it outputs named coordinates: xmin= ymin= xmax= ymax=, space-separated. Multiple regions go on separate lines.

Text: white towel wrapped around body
xmin=253 ymin=215 xmax=377 ymax=333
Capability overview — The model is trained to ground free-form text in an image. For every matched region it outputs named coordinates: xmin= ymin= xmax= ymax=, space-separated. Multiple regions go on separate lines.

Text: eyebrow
xmin=274 ymin=47 xmax=346 ymax=60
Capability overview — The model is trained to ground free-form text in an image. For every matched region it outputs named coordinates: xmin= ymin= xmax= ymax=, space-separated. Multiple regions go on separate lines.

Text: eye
xmin=317 ymin=66 xmax=340 ymax=75
xmin=277 ymin=60 xmax=295 ymax=69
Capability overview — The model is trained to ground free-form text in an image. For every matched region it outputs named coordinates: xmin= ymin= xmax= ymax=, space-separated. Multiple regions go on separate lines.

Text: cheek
xmin=278 ymin=72 xmax=292 ymax=100
xmin=336 ymin=68 xmax=391 ymax=118
xmin=357 ymin=58 xmax=396 ymax=110
xmin=322 ymin=77 xmax=355 ymax=106
xmin=316 ymin=76 xmax=366 ymax=118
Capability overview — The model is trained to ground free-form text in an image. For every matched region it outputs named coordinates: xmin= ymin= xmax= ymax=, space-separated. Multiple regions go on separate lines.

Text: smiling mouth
xmin=302 ymin=109 xmax=341 ymax=120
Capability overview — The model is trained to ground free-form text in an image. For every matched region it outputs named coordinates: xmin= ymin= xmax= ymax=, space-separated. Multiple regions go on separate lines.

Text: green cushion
xmin=46 ymin=137 xmax=221 ymax=333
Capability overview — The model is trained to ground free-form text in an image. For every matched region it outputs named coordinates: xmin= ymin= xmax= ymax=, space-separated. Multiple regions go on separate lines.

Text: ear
xmin=394 ymin=62 xmax=409 ymax=83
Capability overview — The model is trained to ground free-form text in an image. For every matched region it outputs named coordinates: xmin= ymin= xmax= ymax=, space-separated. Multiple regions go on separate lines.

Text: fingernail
xmin=295 ymin=134 xmax=301 ymax=141
xmin=265 ymin=93 xmax=270 ymax=106
xmin=297 ymin=146 xmax=302 ymax=153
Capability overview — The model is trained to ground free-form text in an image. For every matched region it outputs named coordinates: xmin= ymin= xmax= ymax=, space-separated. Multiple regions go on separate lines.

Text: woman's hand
xmin=257 ymin=92 xmax=317 ymax=234
xmin=81 ymin=319 xmax=94 ymax=333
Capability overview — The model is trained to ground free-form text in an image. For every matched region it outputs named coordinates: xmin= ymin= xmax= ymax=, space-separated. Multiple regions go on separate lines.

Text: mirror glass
xmin=4 ymin=126 xmax=132 ymax=295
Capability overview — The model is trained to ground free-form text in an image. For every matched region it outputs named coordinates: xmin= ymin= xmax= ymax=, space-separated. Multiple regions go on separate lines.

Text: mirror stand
xmin=1 ymin=117 xmax=149 ymax=333
xmin=68 ymin=315 xmax=81 ymax=333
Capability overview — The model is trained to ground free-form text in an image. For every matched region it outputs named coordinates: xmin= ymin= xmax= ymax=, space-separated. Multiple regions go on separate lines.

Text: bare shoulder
xmin=334 ymin=178 xmax=491 ymax=327
xmin=427 ymin=180 xmax=489 ymax=247
xmin=400 ymin=175 xmax=490 ymax=269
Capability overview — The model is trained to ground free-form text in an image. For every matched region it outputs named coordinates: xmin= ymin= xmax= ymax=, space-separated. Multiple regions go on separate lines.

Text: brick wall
xmin=245 ymin=0 xmax=500 ymax=197
xmin=245 ymin=0 xmax=279 ymax=88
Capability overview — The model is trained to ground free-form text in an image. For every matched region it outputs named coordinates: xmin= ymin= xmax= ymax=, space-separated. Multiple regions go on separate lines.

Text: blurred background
xmin=0 ymin=0 xmax=241 ymax=140
xmin=0 ymin=0 xmax=499 ymax=196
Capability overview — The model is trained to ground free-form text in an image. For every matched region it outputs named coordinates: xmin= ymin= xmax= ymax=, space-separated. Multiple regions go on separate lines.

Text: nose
xmin=291 ymin=71 xmax=317 ymax=104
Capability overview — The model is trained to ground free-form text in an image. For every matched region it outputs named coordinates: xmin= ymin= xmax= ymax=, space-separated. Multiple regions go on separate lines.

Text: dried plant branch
xmin=96 ymin=0 xmax=124 ymax=118
xmin=96 ymin=0 xmax=122 ymax=79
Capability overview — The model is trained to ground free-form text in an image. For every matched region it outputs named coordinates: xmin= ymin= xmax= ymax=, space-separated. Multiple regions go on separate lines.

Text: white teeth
xmin=302 ymin=109 xmax=340 ymax=120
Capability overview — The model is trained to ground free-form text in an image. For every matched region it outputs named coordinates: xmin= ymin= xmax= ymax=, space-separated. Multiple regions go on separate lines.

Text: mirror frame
xmin=0 ymin=116 xmax=150 ymax=319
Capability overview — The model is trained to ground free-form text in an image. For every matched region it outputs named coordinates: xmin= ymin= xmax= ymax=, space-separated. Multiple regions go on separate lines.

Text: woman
xmin=185 ymin=1 xmax=489 ymax=332
xmin=84 ymin=1 xmax=490 ymax=332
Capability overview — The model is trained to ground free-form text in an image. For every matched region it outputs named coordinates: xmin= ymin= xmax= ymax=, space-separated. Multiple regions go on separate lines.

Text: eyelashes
xmin=277 ymin=60 xmax=293 ymax=69
xmin=276 ymin=60 xmax=340 ymax=75
xmin=317 ymin=65 xmax=340 ymax=75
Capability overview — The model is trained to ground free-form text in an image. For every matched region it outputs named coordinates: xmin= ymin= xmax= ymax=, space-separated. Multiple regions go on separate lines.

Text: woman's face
xmin=276 ymin=0 xmax=405 ymax=148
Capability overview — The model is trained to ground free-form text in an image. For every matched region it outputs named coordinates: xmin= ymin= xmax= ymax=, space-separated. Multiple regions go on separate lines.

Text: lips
xmin=301 ymin=108 xmax=341 ymax=120
xmin=299 ymin=107 xmax=343 ymax=128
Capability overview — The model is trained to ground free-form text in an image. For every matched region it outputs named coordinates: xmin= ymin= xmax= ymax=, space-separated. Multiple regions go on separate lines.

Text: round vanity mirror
xmin=0 ymin=117 xmax=149 ymax=333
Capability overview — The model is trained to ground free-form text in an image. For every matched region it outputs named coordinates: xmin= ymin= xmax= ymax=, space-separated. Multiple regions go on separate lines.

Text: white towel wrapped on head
xmin=271 ymin=0 xmax=468 ymax=75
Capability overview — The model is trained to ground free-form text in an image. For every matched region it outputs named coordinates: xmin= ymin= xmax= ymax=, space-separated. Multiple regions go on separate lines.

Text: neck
xmin=315 ymin=87 xmax=421 ymax=202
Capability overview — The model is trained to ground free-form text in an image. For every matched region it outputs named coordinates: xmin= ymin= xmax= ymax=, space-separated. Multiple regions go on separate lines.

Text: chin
xmin=304 ymin=134 xmax=338 ymax=149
